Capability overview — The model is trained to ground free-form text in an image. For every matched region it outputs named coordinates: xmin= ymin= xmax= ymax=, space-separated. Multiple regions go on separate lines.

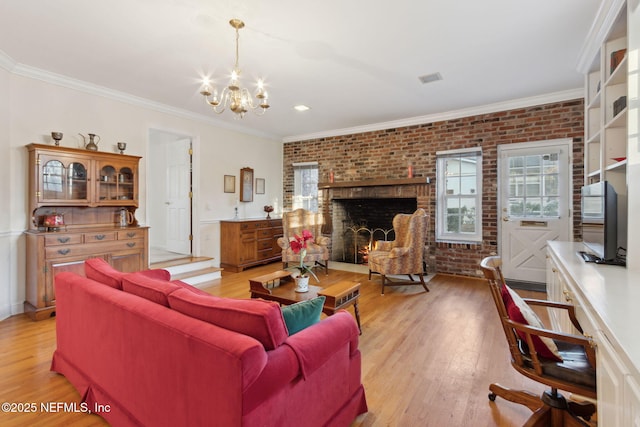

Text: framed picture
xmin=224 ymin=175 xmax=235 ymax=193
xmin=256 ymin=178 xmax=265 ymax=194
xmin=240 ymin=167 xmax=254 ymax=202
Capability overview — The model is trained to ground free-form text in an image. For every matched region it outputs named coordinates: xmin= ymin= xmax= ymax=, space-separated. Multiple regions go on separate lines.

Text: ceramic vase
xmin=294 ymin=276 xmax=310 ymax=293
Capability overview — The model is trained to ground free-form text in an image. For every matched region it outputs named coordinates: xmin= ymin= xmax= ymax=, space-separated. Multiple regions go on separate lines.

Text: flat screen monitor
xmin=581 ymin=181 xmax=617 ymax=261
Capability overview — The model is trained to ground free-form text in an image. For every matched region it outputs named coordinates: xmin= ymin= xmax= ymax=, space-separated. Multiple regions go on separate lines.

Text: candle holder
xmin=117 ymin=142 xmax=127 ymax=154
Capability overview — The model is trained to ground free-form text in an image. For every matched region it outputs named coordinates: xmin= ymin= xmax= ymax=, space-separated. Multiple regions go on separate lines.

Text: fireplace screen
xmin=331 ymin=198 xmax=417 ymax=264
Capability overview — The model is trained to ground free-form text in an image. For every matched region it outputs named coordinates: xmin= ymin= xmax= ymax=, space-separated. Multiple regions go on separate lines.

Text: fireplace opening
xmin=331 ymin=198 xmax=417 ymax=264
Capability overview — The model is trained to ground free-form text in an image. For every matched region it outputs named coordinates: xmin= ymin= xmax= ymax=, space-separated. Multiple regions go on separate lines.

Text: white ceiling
xmin=0 ymin=1 xmax=601 ymax=141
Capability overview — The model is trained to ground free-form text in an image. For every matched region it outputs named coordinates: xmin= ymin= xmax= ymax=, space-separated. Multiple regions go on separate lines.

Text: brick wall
xmin=282 ymin=99 xmax=585 ymax=277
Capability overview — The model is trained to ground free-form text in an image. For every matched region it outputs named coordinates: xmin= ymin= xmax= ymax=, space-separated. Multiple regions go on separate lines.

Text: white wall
xmin=627 ymin=0 xmax=639 ymax=271
xmin=0 ymin=65 xmax=16 ymax=319
xmin=0 ymin=72 xmax=283 ymax=320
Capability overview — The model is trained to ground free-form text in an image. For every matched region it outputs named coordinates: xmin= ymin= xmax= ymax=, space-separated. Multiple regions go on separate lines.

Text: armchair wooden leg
xmin=418 ymin=274 xmax=430 ymax=292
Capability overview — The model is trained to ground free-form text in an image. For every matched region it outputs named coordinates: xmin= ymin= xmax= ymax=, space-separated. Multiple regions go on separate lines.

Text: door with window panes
xmin=499 ymin=141 xmax=571 ymax=284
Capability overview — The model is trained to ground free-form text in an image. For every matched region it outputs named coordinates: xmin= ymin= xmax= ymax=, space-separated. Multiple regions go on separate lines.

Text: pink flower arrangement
xmin=289 ymin=229 xmax=314 ymax=254
xmin=289 ymin=229 xmax=318 ymax=281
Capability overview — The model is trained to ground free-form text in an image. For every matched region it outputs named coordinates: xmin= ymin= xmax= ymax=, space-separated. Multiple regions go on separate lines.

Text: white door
xmin=499 ymin=140 xmax=571 ymax=284
xmin=165 ymin=139 xmax=192 ymax=255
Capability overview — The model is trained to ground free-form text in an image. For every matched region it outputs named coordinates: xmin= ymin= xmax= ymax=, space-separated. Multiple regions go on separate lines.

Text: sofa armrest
xmin=284 ymin=311 xmax=360 ymax=379
xmin=139 ymin=268 xmax=171 ymax=281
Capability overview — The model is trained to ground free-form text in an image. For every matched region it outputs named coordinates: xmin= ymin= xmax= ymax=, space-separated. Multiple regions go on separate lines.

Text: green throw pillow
xmin=281 ymin=296 xmax=326 ymax=335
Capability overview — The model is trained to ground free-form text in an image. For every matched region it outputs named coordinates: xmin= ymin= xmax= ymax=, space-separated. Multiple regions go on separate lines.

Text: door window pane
xmin=507 ymin=152 xmax=560 ymax=218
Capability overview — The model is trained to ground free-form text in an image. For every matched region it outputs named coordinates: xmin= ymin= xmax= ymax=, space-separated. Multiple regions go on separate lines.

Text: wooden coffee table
xmin=249 ymin=271 xmax=362 ymax=333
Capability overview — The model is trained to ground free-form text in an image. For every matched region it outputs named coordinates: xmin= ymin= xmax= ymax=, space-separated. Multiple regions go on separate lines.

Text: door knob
xmin=502 ymin=217 xmax=509 ymax=222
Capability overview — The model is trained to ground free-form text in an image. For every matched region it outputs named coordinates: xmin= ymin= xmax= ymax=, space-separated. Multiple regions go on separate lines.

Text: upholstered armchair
xmin=368 ymin=208 xmax=429 ymax=294
xmin=277 ymin=209 xmax=330 ymax=274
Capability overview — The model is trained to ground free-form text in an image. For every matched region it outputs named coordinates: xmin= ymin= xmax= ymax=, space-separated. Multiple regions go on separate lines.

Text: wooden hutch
xmin=24 ymin=143 xmax=149 ymax=320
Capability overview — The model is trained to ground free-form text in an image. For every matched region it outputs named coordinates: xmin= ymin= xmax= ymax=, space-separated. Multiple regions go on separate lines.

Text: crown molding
xmin=0 ymin=50 xmax=17 ymax=72
xmin=576 ymin=0 xmax=626 ymax=74
xmin=1 ymin=50 xmax=277 ymax=140
xmin=282 ymin=88 xmax=584 ymax=143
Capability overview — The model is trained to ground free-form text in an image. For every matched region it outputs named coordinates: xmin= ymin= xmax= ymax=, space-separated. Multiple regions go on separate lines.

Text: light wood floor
xmin=0 ymin=264 xmax=551 ymax=426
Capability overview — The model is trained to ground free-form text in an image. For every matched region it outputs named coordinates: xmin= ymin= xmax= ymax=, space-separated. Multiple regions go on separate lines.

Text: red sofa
xmin=51 ymin=260 xmax=367 ymax=426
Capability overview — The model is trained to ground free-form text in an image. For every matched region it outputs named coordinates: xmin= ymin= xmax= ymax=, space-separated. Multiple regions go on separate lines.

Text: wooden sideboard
xmin=24 ymin=226 xmax=148 ymax=320
xmin=24 ymin=143 xmax=148 ymax=320
xmin=547 ymin=241 xmax=640 ymax=426
xmin=220 ymin=218 xmax=283 ymax=272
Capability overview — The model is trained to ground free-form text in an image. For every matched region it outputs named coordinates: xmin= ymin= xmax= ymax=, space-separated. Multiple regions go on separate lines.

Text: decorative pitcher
xmin=118 ymin=208 xmax=134 ymax=227
xmin=79 ymin=133 xmax=100 ymax=151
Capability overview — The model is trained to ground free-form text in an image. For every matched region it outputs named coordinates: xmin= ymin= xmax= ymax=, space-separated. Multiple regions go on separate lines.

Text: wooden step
xmin=150 ymin=256 xmax=212 ymax=270
xmin=171 ymin=267 xmax=223 ymax=285
xmin=151 ymin=256 xmax=222 ymax=287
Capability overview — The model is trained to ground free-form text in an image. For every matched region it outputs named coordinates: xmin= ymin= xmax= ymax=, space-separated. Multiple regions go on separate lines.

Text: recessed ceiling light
xmin=418 ymin=72 xmax=443 ymax=84
xmin=294 ymin=105 xmax=310 ymax=112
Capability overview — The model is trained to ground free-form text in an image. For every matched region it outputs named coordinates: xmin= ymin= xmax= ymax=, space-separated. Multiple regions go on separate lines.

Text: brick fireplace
xmin=319 ymin=178 xmax=430 ymax=266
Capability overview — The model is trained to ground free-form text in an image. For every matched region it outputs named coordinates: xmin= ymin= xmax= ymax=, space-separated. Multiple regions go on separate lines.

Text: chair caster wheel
xmin=488 ymin=392 xmax=497 ymax=401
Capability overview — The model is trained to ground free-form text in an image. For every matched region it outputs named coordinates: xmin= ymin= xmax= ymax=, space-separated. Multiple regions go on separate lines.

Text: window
xmin=506 ymin=153 xmax=560 ymax=218
xmin=292 ymin=162 xmax=318 ymax=212
xmin=436 ymin=148 xmax=482 ymax=242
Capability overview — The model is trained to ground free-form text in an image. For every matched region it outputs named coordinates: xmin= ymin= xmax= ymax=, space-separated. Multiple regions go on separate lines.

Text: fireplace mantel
xmin=320 ymin=178 xmax=428 ymax=200
xmin=318 ymin=177 xmax=427 ymax=189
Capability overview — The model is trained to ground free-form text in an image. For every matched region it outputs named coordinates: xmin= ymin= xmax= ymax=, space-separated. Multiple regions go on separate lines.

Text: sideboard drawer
xmin=84 ymin=231 xmax=117 ymax=242
xmin=44 ymin=234 xmax=83 ymax=246
xmin=118 ymin=229 xmax=143 ymax=240
xmin=45 ymin=238 xmax=144 ymax=259
xmin=45 ymin=245 xmax=84 ymax=259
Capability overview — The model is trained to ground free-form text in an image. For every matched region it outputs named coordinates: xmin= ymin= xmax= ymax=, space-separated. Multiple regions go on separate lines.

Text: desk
xmin=547 ymin=241 xmax=640 ymax=426
xmin=249 ymin=271 xmax=361 ymax=333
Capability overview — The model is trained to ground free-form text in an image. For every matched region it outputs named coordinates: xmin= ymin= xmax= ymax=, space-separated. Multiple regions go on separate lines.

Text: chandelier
xmin=200 ymin=19 xmax=269 ymax=118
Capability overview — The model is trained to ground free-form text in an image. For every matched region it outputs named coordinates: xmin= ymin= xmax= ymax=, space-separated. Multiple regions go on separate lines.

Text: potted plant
xmin=288 ymin=229 xmax=319 ymax=292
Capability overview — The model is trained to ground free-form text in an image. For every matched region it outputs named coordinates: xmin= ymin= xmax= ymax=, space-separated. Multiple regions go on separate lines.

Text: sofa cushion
xmin=170 ymin=279 xmax=212 ymax=296
xmin=85 ymin=257 xmax=127 ymax=289
xmin=85 ymin=257 xmax=170 ymax=290
xmin=168 ymin=288 xmax=288 ymax=350
xmin=122 ymin=272 xmax=181 ymax=306
xmin=281 ymin=296 xmax=326 ymax=335
xmin=501 ymin=284 xmax=563 ymax=362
